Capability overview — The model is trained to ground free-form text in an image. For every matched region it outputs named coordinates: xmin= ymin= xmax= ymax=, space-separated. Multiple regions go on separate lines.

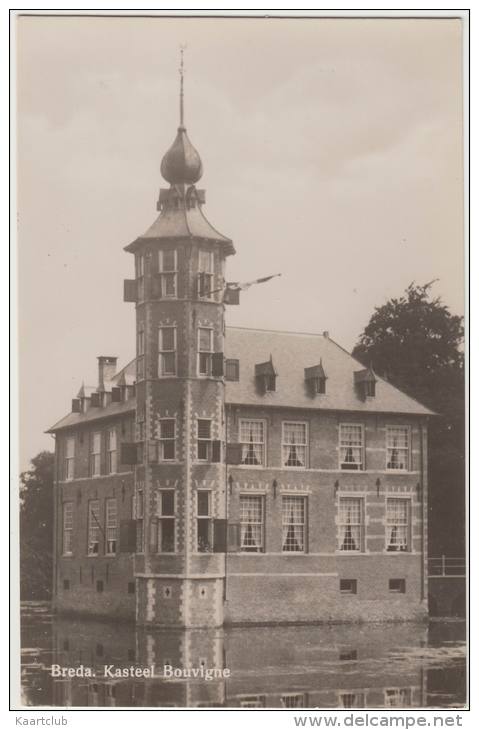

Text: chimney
xmin=323 ymin=331 xmax=330 ymax=339
xmin=98 ymin=356 xmax=117 ymax=390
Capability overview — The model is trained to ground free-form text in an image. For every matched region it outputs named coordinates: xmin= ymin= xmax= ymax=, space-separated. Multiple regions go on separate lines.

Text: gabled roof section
xmin=224 ymin=327 xmax=435 ymax=416
xmin=47 ymin=399 xmax=135 ymax=434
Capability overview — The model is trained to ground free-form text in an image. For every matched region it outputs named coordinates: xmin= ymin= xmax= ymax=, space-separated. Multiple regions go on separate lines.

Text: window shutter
xmin=71 ymin=398 xmax=81 ymax=413
xmin=226 ymin=443 xmax=242 ymax=465
xmin=212 ymin=352 xmax=224 ymax=377
xmin=120 ymin=442 xmax=139 ymax=465
xmin=90 ymin=392 xmax=101 ymax=407
xmin=148 ymin=440 xmax=159 ymax=464
xmin=227 ymin=522 xmax=241 ymax=552
xmin=213 ymin=519 xmax=227 ymax=553
xmin=212 ymin=440 xmax=222 ymax=463
xmin=111 ymin=387 xmax=121 ymax=402
xmin=123 ymin=279 xmax=137 ymax=302
xmin=119 ymin=519 xmax=137 ymax=553
xmin=223 ymin=287 xmax=240 ymax=305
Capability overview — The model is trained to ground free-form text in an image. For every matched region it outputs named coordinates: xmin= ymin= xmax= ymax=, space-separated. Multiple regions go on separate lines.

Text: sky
xmin=15 ymin=15 xmax=464 ymax=469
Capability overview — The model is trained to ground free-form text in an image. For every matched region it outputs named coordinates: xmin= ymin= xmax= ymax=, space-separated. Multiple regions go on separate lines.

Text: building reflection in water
xmin=21 ymin=604 xmax=466 ymax=709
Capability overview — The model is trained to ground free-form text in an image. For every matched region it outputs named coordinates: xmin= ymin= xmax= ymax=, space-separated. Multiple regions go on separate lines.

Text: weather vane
xmin=179 ymin=44 xmax=187 ymax=127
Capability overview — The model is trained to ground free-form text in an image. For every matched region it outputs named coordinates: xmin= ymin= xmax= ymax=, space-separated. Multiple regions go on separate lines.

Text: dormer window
xmin=305 ymin=361 xmax=327 ymax=395
xmin=354 ymin=367 xmax=377 ymax=399
xmin=255 ymin=357 xmax=277 ymax=393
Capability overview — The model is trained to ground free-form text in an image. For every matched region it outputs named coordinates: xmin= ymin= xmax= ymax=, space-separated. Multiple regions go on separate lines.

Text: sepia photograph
xmin=13 ymin=11 xmax=467 ymax=711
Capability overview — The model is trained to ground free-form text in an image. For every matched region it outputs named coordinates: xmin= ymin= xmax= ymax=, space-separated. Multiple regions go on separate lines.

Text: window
xmin=96 ymin=580 xmax=104 ymax=593
xmin=340 ymin=424 xmax=364 ymax=470
xmin=62 ymin=502 xmax=73 ymax=555
xmin=281 ymin=695 xmax=306 ymax=708
xmin=240 ymin=419 xmax=265 ymax=466
xmin=239 ymin=696 xmax=266 ymax=708
xmin=198 ymin=327 xmax=213 ymax=376
xmin=159 ymin=419 xmax=176 ymax=460
xmin=225 ymin=359 xmax=240 ymax=381
xmin=282 ymin=496 xmax=306 ymax=552
xmin=88 ymin=500 xmax=101 ymax=555
xmin=338 ymin=498 xmax=363 ymax=552
xmin=137 ymin=327 xmax=145 ymax=380
xmin=240 ymin=496 xmax=264 ymax=552
xmin=389 ymin=578 xmax=406 ymax=593
xmin=282 ymin=422 xmax=308 ymax=468
xmin=105 ymin=498 xmax=117 ymax=555
xmin=107 ymin=429 xmax=117 ymax=474
xmin=159 ymin=249 xmax=177 ymax=297
xmin=339 ymin=693 xmax=365 ymax=709
xmin=384 ymin=688 xmax=411 ymax=707
xmin=340 ymin=579 xmax=357 ymax=594
xmin=65 ymin=437 xmax=75 ymax=480
xmin=63 ymin=579 xmax=70 ymax=590
xmin=90 ymin=432 xmax=101 ymax=477
xmin=197 ymin=419 xmax=212 ymax=461
xmin=135 ymin=489 xmax=144 ymax=553
xmin=196 ymin=491 xmax=213 ymax=552
xmin=198 ymin=249 xmax=214 ymax=299
xmin=386 ymin=426 xmax=410 ymax=470
xmin=159 ymin=326 xmax=176 ymax=376
xmin=158 ymin=490 xmax=175 ymax=553
xmin=386 ymin=499 xmax=410 ymax=552
xmin=136 ymin=254 xmax=145 ymax=300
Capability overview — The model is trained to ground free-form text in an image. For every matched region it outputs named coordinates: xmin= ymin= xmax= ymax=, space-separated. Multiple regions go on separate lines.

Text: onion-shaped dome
xmin=160 ymin=126 xmax=203 ymax=185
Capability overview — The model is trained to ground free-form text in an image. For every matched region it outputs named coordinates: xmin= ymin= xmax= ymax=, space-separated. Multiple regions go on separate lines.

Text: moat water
xmin=20 ymin=602 xmax=466 ymax=709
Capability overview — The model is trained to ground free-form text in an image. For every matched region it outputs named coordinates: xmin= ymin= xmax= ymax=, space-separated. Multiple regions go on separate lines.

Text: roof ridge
xmin=226 ymin=325 xmax=329 ymax=338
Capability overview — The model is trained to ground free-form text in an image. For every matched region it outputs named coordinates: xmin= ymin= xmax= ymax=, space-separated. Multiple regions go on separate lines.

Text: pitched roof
xmin=224 ymin=327 xmax=434 ymax=416
xmin=47 ymin=398 xmax=135 ymax=433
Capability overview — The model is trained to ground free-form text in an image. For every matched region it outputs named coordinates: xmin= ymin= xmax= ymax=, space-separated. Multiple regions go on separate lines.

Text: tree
xmin=353 ymin=282 xmax=465 ymax=558
xmin=20 ymin=451 xmax=54 ymax=600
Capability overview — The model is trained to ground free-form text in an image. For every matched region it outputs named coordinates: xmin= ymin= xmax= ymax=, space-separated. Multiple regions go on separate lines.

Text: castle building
xmin=48 ymin=73 xmax=433 ymax=628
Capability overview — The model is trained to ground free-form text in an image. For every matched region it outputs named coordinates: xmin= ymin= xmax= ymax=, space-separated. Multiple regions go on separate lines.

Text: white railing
xmin=428 ymin=555 xmax=466 ymax=577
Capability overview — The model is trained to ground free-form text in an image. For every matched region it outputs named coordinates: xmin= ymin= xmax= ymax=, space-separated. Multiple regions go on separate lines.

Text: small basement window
xmin=340 ymin=579 xmax=357 ymax=594
xmin=389 ymin=578 xmax=406 ymax=593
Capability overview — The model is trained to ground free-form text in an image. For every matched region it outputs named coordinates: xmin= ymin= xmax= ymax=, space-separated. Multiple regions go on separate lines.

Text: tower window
xmin=158 ymin=490 xmax=176 ymax=553
xmin=107 ymin=428 xmax=117 ymax=474
xmin=136 ymin=254 xmax=145 ymax=301
xmin=159 ymin=249 xmax=177 ymax=297
xmin=62 ymin=502 xmax=73 ymax=556
xmin=137 ymin=328 xmax=145 ymax=380
xmin=159 ymin=418 xmax=176 ymax=460
xmin=90 ymin=432 xmax=101 ymax=477
xmin=105 ymin=498 xmax=117 ymax=555
xmin=197 ymin=419 xmax=212 ymax=460
xmin=134 ymin=489 xmax=144 ymax=554
xmin=159 ymin=326 xmax=177 ymax=376
xmin=198 ymin=249 xmax=214 ymax=299
xmin=196 ymin=491 xmax=213 ymax=552
xmin=64 ymin=437 xmax=75 ymax=481
xmin=87 ymin=500 xmax=101 ymax=556
xmin=198 ymin=328 xmax=213 ymax=376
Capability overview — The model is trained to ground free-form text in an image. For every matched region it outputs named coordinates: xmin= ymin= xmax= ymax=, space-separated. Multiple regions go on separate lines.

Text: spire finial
xmin=179 ymin=44 xmax=186 ymax=128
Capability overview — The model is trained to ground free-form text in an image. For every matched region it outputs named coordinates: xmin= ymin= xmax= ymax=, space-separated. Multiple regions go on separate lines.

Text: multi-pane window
xmin=282 ymin=496 xmax=307 ymax=552
xmin=136 ymin=254 xmax=145 ymax=301
xmin=282 ymin=422 xmax=308 ymax=468
xmin=198 ymin=249 xmax=214 ymax=299
xmin=158 ymin=490 xmax=175 ymax=553
xmin=386 ymin=426 xmax=410 ymax=470
xmin=197 ymin=419 xmax=212 ymax=461
xmin=159 ymin=249 xmax=177 ymax=297
xmin=338 ymin=497 xmax=363 ymax=552
xmin=65 ymin=437 xmax=75 ymax=480
xmin=240 ymin=419 xmax=265 ymax=466
xmin=339 ymin=693 xmax=365 ymax=709
xmin=281 ymin=695 xmax=306 ymax=708
xmin=159 ymin=326 xmax=176 ymax=376
xmin=134 ymin=489 xmax=144 ymax=553
xmin=107 ymin=429 xmax=117 ymax=474
xmin=91 ymin=432 xmax=101 ymax=477
xmin=137 ymin=328 xmax=145 ymax=380
xmin=386 ymin=499 xmax=409 ymax=552
xmin=159 ymin=419 xmax=176 ymax=460
xmin=384 ymin=688 xmax=412 ymax=707
xmin=105 ymin=498 xmax=117 ymax=555
xmin=240 ymin=495 xmax=264 ymax=552
xmin=62 ymin=502 xmax=73 ymax=555
xmin=196 ymin=491 xmax=213 ymax=552
xmin=340 ymin=424 xmax=364 ymax=470
xmin=88 ymin=500 xmax=101 ymax=555
xmin=198 ymin=327 xmax=213 ymax=376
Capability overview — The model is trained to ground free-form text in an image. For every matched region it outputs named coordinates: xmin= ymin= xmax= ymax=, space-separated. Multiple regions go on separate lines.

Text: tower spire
xmin=179 ymin=44 xmax=186 ymax=128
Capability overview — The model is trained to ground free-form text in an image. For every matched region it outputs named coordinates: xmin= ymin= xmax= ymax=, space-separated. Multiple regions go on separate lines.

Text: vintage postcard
xmin=12 ymin=10 xmax=468 ymax=714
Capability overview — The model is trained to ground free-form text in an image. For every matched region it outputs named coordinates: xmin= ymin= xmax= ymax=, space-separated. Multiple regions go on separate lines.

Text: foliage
xmin=353 ymin=282 xmax=465 ymax=558
xmin=20 ymin=451 xmax=54 ymax=600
